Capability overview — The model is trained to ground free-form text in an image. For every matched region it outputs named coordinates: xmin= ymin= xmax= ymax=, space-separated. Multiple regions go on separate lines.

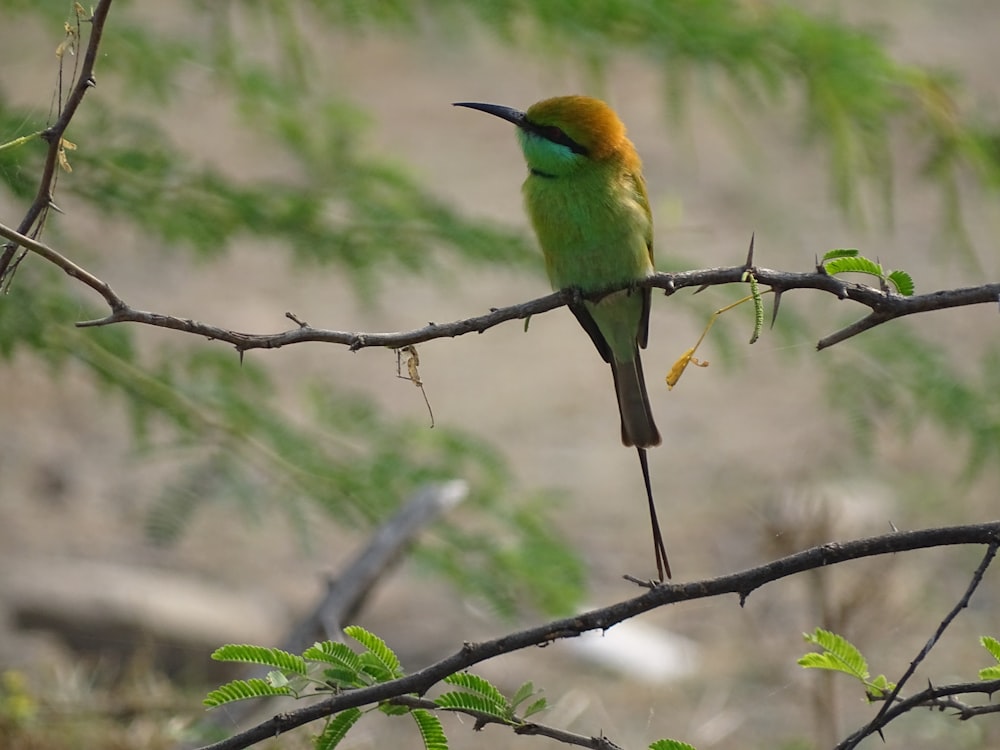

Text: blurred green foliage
xmin=0 ymin=1 xmax=579 ymax=619
xmin=1 ymin=0 xmax=1000 ymax=623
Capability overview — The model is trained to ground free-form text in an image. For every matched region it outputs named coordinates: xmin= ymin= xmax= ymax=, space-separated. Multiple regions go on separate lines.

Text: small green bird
xmin=454 ymin=95 xmax=670 ymax=580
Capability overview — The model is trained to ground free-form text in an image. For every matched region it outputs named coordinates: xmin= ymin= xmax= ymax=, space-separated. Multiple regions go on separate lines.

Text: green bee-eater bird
xmin=454 ymin=95 xmax=670 ymax=581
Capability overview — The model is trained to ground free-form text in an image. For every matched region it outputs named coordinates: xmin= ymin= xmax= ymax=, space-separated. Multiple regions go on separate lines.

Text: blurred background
xmin=1 ymin=1 xmax=999 ymax=748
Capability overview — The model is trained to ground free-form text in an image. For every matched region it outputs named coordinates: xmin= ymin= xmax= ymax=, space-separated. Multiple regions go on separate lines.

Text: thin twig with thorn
xmin=838 ymin=540 xmax=999 ymax=749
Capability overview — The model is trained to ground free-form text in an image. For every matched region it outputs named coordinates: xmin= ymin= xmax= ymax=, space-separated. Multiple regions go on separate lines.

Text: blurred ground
xmin=1 ymin=2 xmax=1000 ymax=749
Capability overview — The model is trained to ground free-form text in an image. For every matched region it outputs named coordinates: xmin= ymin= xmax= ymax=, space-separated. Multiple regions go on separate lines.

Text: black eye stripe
xmin=526 ymin=121 xmax=588 ymax=156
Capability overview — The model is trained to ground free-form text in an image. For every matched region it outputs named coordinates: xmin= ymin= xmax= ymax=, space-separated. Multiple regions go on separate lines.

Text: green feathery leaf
xmin=443 ymin=672 xmax=511 ymax=716
xmin=822 ymin=248 xmax=860 ymax=261
xmin=306 ymin=638 xmax=369 ymax=688
xmin=345 ymin=626 xmax=403 ymax=681
xmin=314 ymin=707 xmax=363 ymax=750
xmin=322 ymin=667 xmax=368 ymax=689
xmin=203 ymin=678 xmax=293 ymax=708
xmin=304 ymin=641 xmax=365 ymax=676
xmin=981 ymin=636 xmax=1000 ymax=662
xmin=979 ymin=636 xmax=1000 ymax=679
xmin=822 ymin=255 xmax=884 ymax=278
xmin=798 ymin=628 xmax=869 ymax=681
xmin=210 ymin=644 xmax=308 ymax=676
xmin=979 ymin=666 xmax=1000 ymax=680
xmin=411 ymin=708 xmax=448 ymax=750
xmin=434 ymin=691 xmax=510 ymax=721
xmin=886 ymin=268 xmax=915 ymax=296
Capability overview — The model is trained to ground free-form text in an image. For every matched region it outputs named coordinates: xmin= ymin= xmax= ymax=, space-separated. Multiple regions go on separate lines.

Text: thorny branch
xmin=836 ymin=679 xmax=1000 ymax=749
xmin=389 ymin=695 xmax=623 ymax=750
xmin=0 ymin=0 xmax=114 ymax=287
xmin=838 ymin=541 xmax=1000 ymax=750
xmin=1 ymin=219 xmax=999 ymax=355
xmin=195 ymin=522 xmax=1000 ymax=750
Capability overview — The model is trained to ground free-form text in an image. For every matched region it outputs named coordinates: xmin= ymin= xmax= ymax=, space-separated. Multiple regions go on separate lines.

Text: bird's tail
xmin=610 ymin=349 xmax=661 ymax=449
xmin=637 ymin=446 xmax=670 ymax=580
xmin=612 ymin=348 xmax=670 ymax=580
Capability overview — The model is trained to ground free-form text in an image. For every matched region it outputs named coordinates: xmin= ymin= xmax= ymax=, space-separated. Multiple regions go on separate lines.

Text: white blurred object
xmin=567 ymin=613 xmax=699 ymax=683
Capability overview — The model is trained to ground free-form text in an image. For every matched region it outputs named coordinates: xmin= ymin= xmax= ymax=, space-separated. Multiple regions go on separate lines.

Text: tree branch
xmin=389 ymin=695 xmax=624 ymax=750
xmin=836 ymin=679 xmax=1000 ymax=749
xmin=0 ymin=0 xmax=114 ymax=286
xmin=195 ymin=522 xmax=1000 ymax=750
xmin=3 ymin=217 xmax=999 ymax=353
xmin=840 ymin=540 xmax=999 ymax=749
xmin=928 ymin=692 xmax=1000 ymax=720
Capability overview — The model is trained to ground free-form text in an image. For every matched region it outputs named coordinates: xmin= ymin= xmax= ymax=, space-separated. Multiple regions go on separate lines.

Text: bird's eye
xmin=538 ymin=125 xmax=566 ymax=141
xmin=531 ymin=123 xmax=588 ymax=155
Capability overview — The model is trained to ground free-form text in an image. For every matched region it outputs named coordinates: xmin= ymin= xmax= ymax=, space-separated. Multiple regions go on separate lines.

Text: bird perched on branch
xmin=454 ymin=95 xmax=670 ymax=581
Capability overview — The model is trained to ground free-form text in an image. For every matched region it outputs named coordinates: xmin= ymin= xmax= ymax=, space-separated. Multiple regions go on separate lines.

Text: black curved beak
xmin=453 ymin=102 xmax=528 ymax=129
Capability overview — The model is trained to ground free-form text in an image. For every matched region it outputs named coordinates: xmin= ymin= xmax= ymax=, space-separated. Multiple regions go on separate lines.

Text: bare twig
xmin=0 ymin=220 xmax=123 ymax=305
xmin=195 ymin=522 xmax=1000 ymax=750
xmin=0 ymin=0 xmax=114 ymax=287
xmin=836 ymin=679 xmax=1000 ymax=748
xmin=838 ymin=541 xmax=999 ymax=749
xmin=389 ymin=695 xmax=624 ymax=750
xmin=925 ymin=692 xmax=1000 ymax=720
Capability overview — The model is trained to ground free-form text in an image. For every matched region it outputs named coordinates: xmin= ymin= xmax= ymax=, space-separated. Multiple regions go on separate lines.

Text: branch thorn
xmin=744 ymin=231 xmax=756 ymax=269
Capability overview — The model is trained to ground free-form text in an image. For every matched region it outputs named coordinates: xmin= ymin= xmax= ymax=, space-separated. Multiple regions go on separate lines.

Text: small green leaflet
xmin=267 ymin=670 xmax=290 ymax=688
xmin=820 ymin=248 xmax=915 ymax=296
xmin=868 ymin=673 xmax=893 ymax=696
xmin=345 ymin=625 xmax=404 ymax=682
xmin=649 ymin=739 xmax=698 ymax=750
xmin=798 ymin=628 xmax=869 ymax=681
xmin=798 ymin=628 xmax=894 ymax=697
xmin=886 ymin=269 xmax=915 ymax=296
xmin=979 ymin=636 xmax=1000 ymax=680
xmin=303 ymin=640 xmax=364 ymax=672
xmin=510 ymin=680 xmax=536 ymax=709
xmin=510 ymin=681 xmax=548 ymax=718
xmin=304 ymin=641 xmax=367 ymax=688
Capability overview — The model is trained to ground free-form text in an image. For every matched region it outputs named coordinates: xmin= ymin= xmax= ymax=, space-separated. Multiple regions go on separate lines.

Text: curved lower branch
xmin=195 ymin=522 xmax=1000 ymax=750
